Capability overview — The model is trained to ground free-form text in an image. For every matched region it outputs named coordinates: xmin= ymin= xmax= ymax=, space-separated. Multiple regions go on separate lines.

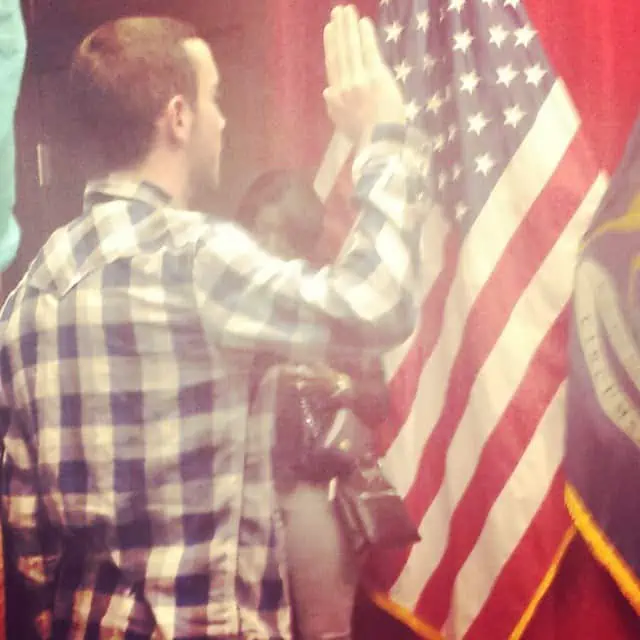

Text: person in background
xmin=0 ymin=6 xmax=429 ymax=639
xmin=237 ymin=170 xmax=389 ymax=640
xmin=0 ymin=0 xmax=25 ymax=634
xmin=0 ymin=0 xmax=26 ymax=281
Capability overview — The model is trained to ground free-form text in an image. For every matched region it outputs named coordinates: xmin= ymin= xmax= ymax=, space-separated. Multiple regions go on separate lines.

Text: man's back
xmin=0 ymin=179 xmax=286 ymax=638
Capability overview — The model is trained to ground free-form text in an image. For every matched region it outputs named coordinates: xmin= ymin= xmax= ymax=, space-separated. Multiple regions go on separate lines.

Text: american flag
xmin=358 ymin=0 xmax=609 ymax=637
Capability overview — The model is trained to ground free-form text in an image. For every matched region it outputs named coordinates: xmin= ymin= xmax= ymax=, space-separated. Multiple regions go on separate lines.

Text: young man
xmin=0 ymin=6 xmax=429 ymax=639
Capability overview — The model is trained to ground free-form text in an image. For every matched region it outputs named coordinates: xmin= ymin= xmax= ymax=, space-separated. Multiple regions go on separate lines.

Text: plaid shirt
xmin=0 ymin=125 xmax=429 ymax=639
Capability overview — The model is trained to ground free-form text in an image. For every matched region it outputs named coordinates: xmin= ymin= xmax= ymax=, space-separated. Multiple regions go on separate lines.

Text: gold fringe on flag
xmin=565 ymin=483 xmax=640 ymax=615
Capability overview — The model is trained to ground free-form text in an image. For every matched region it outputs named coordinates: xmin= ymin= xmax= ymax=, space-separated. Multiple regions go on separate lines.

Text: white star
xmin=453 ymin=30 xmax=474 ymax=54
xmin=451 ymin=163 xmax=463 ymax=181
xmin=448 ymin=124 xmax=458 ymax=142
xmin=514 ymin=23 xmax=537 ymax=47
xmin=496 ymin=64 xmax=518 ymax=87
xmin=433 ymin=134 xmax=446 ymax=153
xmin=504 ymin=104 xmax=526 ymax=127
xmin=460 ymin=70 xmax=480 ymax=94
xmin=448 ymin=0 xmax=466 ymax=12
xmin=426 ymin=92 xmax=443 ymax=115
xmin=438 ymin=171 xmax=448 ymax=191
xmin=504 ymin=0 xmax=520 ymax=7
xmin=489 ymin=24 xmax=509 ymax=48
xmin=455 ymin=202 xmax=469 ymax=220
xmin=475 ymin=153 xmax=496 ymax=176
xmin=482 ymin=0 xmax=496 ymax=6
xmin=423 ymin=53 xmax=437 ymax=72
xmin=384 ymin=21 xmax=404 ymax=44
xmin=525 ymin=63 xmax=547 ymax=86
xmin=404 ymin=100 xmax=421 ymax=122
xmin=468 ymin=112 xmax=489 ymax=135
xmin=416 ymin=10 xmax=430 ymax=32
xmin=394 ymin=59 xmax=413 ymax=83
xmin=380 ymin=0 xmax=391 ymax=6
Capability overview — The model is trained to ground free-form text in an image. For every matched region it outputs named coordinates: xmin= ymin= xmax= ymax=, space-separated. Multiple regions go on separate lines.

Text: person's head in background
xmin=236 ymin=170 xmax=326 ymax=263
xmin=69 ymin=16 xmax=226 ymax=209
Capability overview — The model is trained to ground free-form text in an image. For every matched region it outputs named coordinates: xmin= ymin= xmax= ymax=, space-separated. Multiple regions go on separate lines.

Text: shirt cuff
xmin=352 ymin=124 xmax=432 ymax=229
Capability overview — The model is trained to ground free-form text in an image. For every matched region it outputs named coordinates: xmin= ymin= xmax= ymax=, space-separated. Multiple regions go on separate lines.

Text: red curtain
xmin=265 ymin=0 xmax=378 ymax=171
xmin=264 ymin=1 xmax=640 ymax=637
xmin=264 ymin=0 xmax=331 ymax=171
xmin=526 ymin=0 xmax=640 ymax=173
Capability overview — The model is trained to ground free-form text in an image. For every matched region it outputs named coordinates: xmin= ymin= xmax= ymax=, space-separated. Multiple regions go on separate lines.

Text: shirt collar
xmin=83 ymin=178 xmax=174 ymax=215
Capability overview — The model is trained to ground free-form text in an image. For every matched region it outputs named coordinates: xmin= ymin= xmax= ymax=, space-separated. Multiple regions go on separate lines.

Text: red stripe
xmin=464 ymin=468 xmax=572 ymax=640
xmin=373 ymin=132 xmax=597 ymax=592
xmin=414 ymin=307 xmax=569 ymax=626
xmin=379 ymin=125 xmax=598 ymax=457
xmin=376 ymin=226 xmax=460 ymax=454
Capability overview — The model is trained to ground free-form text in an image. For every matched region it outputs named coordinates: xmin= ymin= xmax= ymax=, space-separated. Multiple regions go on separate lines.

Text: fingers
xmin=324 ymin=5 xmax=366 ymax=89
xmin=323 ymin=22 xmax=340 ymax=88
xmin=359 ymin=17 xmax=384 ymax=73
xmin=332 ymin=6 xmax=355 ymax=88
xmin=323 ymin=5 xmax=400 ymax=142
xmin=342 ymin=5 xmax=365 ymax=85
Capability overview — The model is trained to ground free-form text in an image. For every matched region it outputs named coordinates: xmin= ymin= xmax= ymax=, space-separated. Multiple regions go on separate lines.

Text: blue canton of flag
xmin=381 ymin=0 xmax=553 ymax=230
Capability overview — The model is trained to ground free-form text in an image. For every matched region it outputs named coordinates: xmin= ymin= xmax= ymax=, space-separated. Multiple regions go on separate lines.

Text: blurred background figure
xmin=0 ymin=0 xmax=25 ymax=632
xmin=238 ymin=170 xmax=392 ymax=640
xmin=0 ymin=0 xmax=25 ymax=280
xmin=236 ymin=170 xmax=326 ymax=266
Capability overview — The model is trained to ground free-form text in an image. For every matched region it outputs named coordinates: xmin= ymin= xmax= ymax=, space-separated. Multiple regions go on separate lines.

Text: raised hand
xmin=323 ymin=5 xmax=405 ymax=146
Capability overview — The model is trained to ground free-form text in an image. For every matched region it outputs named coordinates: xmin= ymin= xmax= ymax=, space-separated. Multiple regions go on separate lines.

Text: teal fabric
xmin=0 ymin=0 xmax=25 ymax=271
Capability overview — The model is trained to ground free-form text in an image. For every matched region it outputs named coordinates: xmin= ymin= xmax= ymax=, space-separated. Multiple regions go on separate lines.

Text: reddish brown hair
xmin=70 ymin=16 xmax=198 ymax=172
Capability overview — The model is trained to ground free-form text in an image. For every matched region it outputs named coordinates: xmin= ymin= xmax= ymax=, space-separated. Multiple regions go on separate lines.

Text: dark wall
xmin=5 ymin=0 xmax=271 ymax=292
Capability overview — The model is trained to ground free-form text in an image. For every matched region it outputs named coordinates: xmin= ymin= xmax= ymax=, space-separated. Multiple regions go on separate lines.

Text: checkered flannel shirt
xmin=0 ymin=125 xmax=429 ymax=639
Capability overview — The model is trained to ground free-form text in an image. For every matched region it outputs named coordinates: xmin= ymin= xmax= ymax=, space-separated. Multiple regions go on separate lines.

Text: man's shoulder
xmin=161 ymin=206 xmax=212 ymax=244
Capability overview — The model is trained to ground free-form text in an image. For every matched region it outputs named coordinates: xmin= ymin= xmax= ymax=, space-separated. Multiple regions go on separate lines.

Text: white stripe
xmin=387 ymin=174 xmax=607 ymax=613
xmin=382 ymin=81 xmax=579 ymax=498
xmin=446 ymin=384 xmax=567 ymax=639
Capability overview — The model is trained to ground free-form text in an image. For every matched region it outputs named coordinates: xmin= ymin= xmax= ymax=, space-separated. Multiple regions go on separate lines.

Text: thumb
xmin=323 ymin=87 xmax=342 ymax=109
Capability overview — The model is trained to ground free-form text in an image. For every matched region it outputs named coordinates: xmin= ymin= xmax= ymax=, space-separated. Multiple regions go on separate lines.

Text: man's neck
xmin=107 ymin=154 xmax=189 ymax=208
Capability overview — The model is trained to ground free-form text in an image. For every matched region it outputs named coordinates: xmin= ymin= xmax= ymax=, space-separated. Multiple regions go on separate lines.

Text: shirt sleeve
xmin=193 ymin=125 xmax=431 ymax=363
xmin=0 ymin=0 xmax=26 ymax=271
xmin=1 ymin=408 xmax=62 ymax=639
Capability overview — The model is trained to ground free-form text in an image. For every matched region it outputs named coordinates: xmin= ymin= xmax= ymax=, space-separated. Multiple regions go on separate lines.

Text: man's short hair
xmin=69 ymin=16 xmax=198 ymax=172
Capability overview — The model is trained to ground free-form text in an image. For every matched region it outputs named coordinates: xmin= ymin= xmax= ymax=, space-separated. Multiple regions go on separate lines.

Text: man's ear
xmin=164 ymin=95 xmax=194 ymax=145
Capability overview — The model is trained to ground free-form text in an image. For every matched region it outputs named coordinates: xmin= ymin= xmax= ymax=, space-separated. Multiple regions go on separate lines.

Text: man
xmin=0 ymin=6 xmax=429 ymax=639
xmin=0 ymin=0 xmax=25 ymax=278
